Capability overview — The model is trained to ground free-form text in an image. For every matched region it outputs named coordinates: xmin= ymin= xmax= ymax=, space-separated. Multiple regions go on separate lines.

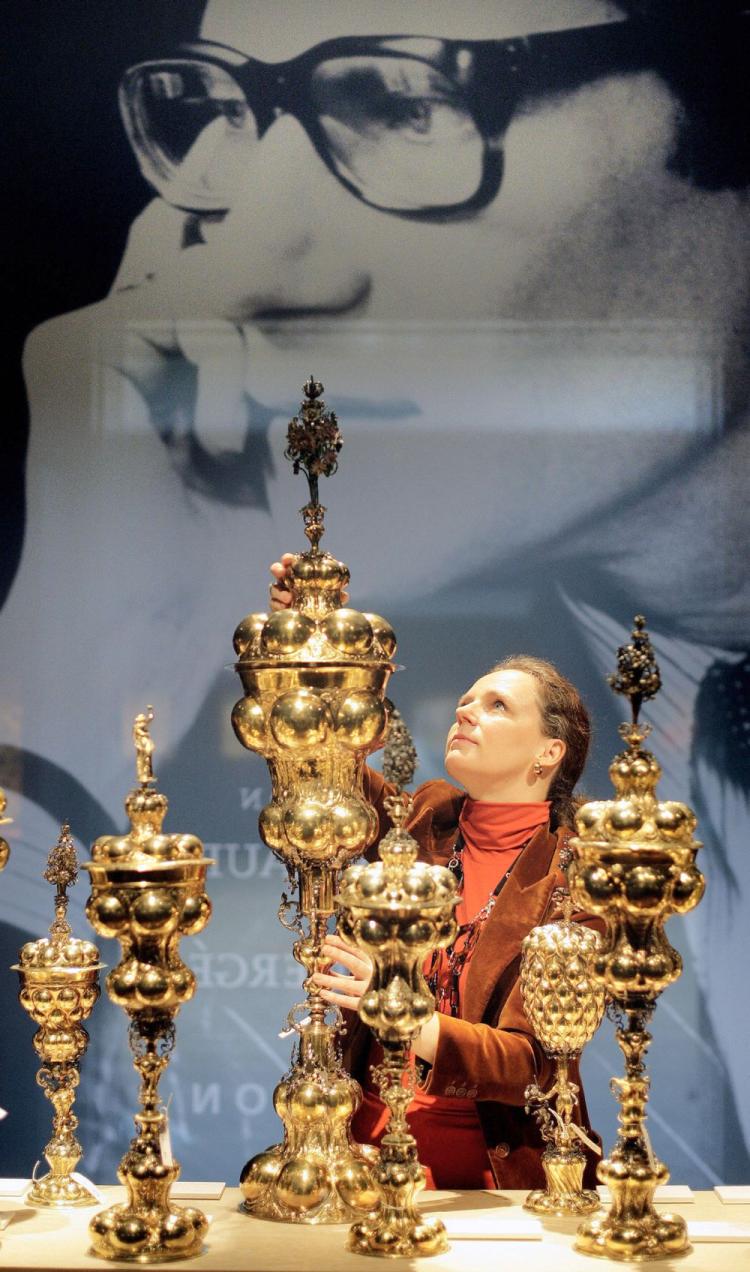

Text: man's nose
xmin=456 ymin=702 xmax=476 ymax=726
xmin=195 ymin=112 xmax=371 ymax=312
xmin=233 ymin=112 xmax=351 ymax=225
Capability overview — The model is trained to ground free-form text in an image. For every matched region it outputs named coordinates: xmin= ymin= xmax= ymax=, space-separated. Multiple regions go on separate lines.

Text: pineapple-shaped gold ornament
xmin=520 ymin=890 xmax=605 ymax=1215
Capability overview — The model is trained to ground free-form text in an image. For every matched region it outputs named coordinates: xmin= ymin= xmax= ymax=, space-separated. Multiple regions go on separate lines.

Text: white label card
xmin=159 ymin=1104 xmax=174 ymax=1168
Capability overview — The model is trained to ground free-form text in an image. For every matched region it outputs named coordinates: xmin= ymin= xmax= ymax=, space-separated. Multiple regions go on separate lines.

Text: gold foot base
xmin=524 ymin=1146 xmax=601 ymax=1216
xmin=89 ymin=1202 xmax=208 ymax=1263
xmin=575 ymin=1209 xmax=691 ymax=1261
xmin=348 ymin=1214 xmax=448 ymax=1259
xmin=241 ymin=1144 xmax=380 ymax=1224
xmin=524 ymin=1186 xmax=601 ymax=1217
xmin=27 ymin=1173 xmax=99 ymax=1208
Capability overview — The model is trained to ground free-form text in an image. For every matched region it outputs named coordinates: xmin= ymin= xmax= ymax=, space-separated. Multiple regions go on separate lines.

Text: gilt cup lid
xmin=572 ymin=617 xmax=699 ymax=850
xmin=233 ymin=378 xmax=396 ymax=668
xmin=338 ymin=708 xmax=457 ymax=914
xmin=15 ymin=823 xmax=102 ymax=972
xmin=85 ymin=709 xmax=209 ymax=869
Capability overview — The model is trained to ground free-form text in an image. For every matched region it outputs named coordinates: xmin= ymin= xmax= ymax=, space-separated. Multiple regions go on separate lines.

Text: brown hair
xmin=491 ymin=654 xmax=591 ymax=830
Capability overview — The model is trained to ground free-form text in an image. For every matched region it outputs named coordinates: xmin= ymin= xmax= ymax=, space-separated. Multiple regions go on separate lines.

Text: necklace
xmin=426 ymin=831 xmax=525 ymax=1018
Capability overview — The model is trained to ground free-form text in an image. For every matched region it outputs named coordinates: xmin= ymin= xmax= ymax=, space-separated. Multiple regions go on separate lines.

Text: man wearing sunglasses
xmin=6 ymin=0 xmax=750 ymax=1184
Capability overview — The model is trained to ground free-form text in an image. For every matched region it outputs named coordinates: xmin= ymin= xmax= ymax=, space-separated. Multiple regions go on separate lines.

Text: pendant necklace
xmin=426 ymin=831 xmax=525 ymax=1018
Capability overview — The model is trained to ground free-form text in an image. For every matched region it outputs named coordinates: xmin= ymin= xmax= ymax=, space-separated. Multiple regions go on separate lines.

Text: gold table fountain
xmin=337 ymin=709 xmax=458 ymax=1258
xmin=568 ymin=616 xmax=705 ymax=1261
xmin=232 ymin=376 xmax=395 ymax=1224
xmin=83 ymin=708 xmax=213 ymax=1262
xmin=14 ymin=823 xmax=103 ymax=1207
xmin=520 ymin=891 xmax=605 ymax=1216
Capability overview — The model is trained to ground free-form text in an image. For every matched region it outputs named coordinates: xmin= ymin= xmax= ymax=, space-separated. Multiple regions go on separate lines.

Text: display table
xmin=1 ymin=1188 xmax=749 ymax=1271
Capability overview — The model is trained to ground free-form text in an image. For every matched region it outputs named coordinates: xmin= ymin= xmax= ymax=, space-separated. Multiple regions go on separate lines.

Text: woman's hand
xmin=269 ymin=553 xmax=350 ymax=610
xmin=313 ymin=933 xmax=373 ymax=1012
xmin=269 ymin=552 xmax=295 ymax=611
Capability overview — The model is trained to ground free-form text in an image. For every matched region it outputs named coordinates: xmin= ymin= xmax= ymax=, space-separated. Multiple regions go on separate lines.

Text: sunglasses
xmin=120 ymin=20 xmax=649 ymax=222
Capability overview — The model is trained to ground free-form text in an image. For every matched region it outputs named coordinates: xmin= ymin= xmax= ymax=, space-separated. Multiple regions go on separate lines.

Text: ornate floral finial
xmin=44 ymin=822 xmax=78 ymax=942
xmin=607 ymin=615 xmax=661 ymax=729
xmin=382 ymin=706 xmax=418 ymax=829
xmin=284 ymin=376 xmax=343 ymax=550
xmin=44 ymin=821 xmax=78 ymax=892
xmin=133 ymin=706 xmax=156 ymax=786
xmin=382 ymin=706 xmax=417 ymax=791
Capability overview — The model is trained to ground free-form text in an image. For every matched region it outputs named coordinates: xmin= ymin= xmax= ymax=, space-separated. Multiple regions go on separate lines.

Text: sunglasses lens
xmin=120 ymin=60 xmax=258 ymax=210
xmin=311 ymin=55 xmax=483 ymax=211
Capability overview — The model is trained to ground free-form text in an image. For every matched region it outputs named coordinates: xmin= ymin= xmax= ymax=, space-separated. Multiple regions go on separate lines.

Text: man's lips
xmin=449 ymin=733 xmax=478 ymax=747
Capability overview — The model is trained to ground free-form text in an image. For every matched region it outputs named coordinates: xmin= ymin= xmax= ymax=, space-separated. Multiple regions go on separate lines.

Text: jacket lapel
xmin=405 ymin=783 xmax=463 ymax=866
xmin=404 ymin=787 xmax=564 ymax=1025
xmin=462 ymin=824 xmax=560 ymax=1023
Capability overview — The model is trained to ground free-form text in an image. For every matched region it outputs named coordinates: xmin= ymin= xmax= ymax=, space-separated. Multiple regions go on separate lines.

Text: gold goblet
xmin=568 ymin=616 xmax=705 ymax=1261
xmin=14 ymin=823 xmax=103 ymax=1207
xmin=520 ymin=892 xmax=605 ymax=1216
xmin=233 ymin=378 xmax=394 ymax=1224
xmin=337 ymin=710 xmax=458 ymax=1258
xmin=83 ymin=710 xmax=213 ymax=1263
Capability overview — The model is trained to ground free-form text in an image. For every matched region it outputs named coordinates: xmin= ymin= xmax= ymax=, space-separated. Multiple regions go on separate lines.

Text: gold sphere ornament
xmin=83 ymin=709 xmax=213 ymax=1262
xmin=13 ymin=823 xmax=104 ymax=1206
xmin=337 ymin=710 xmax=459 ymax=1258
xmin=568 ymin=617 xmax=704 ymax=1261
xmin=520 ymin=892 xmax=605 ymax=1216
xmin=233 ymin=378 xmax=395 ymax=1224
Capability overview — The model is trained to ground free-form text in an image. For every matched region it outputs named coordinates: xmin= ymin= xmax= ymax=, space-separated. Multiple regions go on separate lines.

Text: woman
xmin=270 ymin=557 xmax=602 ymax=1191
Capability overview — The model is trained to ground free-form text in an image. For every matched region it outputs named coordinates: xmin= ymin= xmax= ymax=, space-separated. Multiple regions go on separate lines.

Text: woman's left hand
xmin=313 ymin=933 xmax=373 ymax=1012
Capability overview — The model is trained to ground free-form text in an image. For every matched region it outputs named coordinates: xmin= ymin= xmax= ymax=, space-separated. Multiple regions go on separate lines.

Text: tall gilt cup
xmin=337 ymin=712 xmax=458 ymax=1258
xmin=14 ymin=823 xmax=103 ymax=1206
xmin=520 ymin=892 xmax=605 ymax=1216
xmin=84 ymin=709 xmax=213 ymax=1262
xmin=233 ymin=378 xmax=394 ymax=1223
xmin=568 ymin=617 xmax=704 ymax=1261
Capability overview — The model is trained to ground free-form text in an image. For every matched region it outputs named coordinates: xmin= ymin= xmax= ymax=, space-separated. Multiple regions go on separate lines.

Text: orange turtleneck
xmin=456 ymin=799 xmax=551 ymax=925
xmin=350 ymin=798 xmax=551 ymax=1190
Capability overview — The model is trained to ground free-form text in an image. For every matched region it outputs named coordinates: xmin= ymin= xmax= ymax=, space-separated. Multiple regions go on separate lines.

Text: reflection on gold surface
xmin=0 ymin=785 xmax=11 ymax=873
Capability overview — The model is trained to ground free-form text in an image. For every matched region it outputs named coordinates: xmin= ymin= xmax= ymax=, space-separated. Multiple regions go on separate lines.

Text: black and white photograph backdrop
xmin=3 ymin=0 xmax=749 ymax=1186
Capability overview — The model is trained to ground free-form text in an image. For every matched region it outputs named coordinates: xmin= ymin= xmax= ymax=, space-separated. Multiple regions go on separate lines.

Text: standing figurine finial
xmin=132 ymin=706 xmax=156 ymax=786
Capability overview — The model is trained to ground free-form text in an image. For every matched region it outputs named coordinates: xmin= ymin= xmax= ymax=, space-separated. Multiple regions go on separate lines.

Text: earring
xmin=533 ymin=760 xmax=544 ymax=778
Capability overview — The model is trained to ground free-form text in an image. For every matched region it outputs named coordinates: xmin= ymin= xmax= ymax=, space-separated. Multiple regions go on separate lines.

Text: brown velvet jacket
xmin=340 ymin=768 xmax=603 ymax=1190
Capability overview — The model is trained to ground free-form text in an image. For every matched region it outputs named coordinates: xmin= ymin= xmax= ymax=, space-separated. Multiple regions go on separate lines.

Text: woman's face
xmin=444 ymin=668 xmax=563 ymax=801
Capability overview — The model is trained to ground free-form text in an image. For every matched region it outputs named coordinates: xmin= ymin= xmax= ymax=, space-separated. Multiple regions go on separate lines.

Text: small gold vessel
xmin=233 ymin=378 xmax=394 ymax=1224
xmin=83 ymin=708 xmax=213 ymax=1262
xmin=569 ymin=616 xmax=705 ymax=1261
xmin=14 ymin=823 xmax=103 ymax=1207
xmin=337 ymin=710 xmax=459 ymax=1258
xmin=520 ymin=891 xmax=605 ymax=1216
